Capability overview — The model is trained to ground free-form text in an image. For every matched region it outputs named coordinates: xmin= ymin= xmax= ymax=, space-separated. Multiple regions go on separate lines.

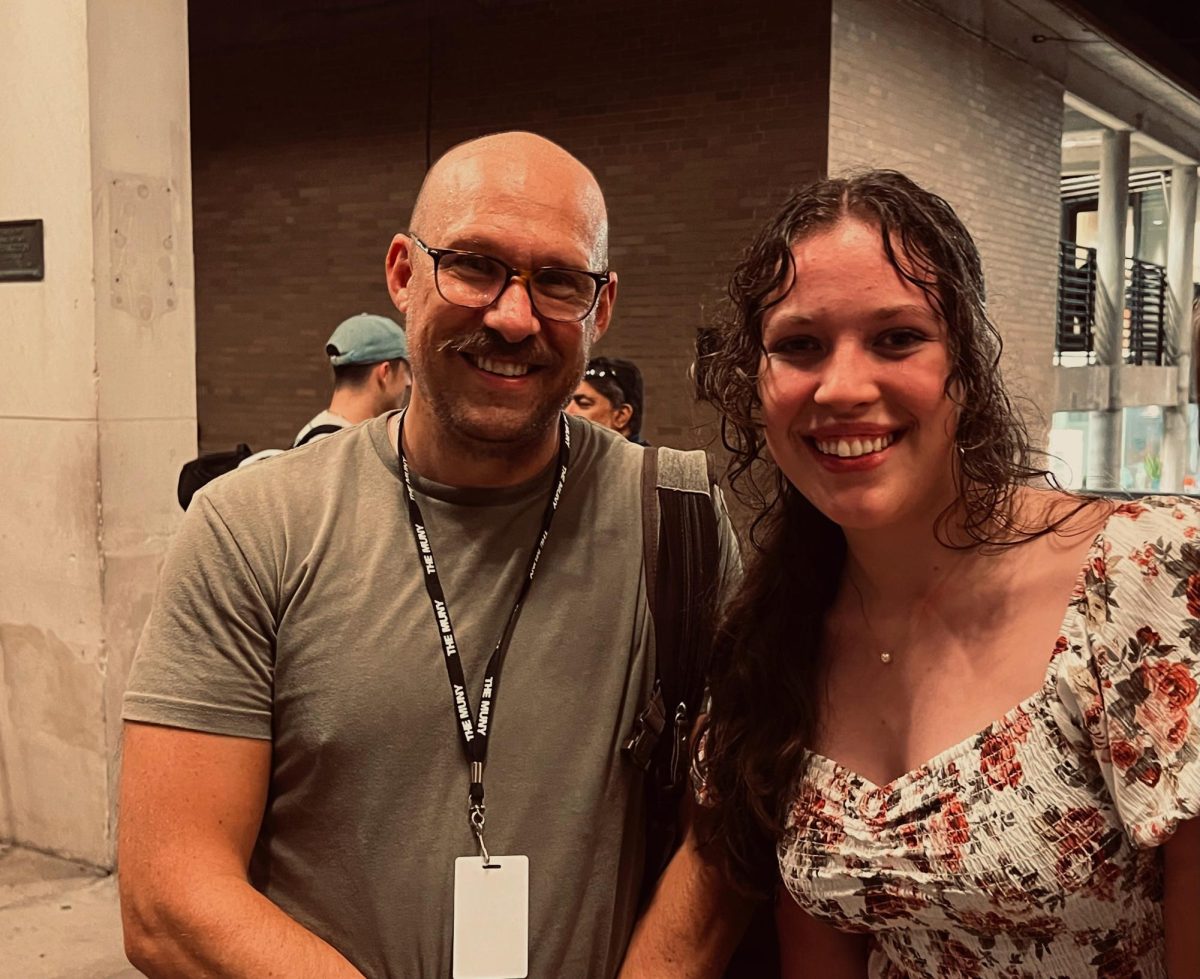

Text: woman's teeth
xmin=472 ymin=355 xmax=530 ymax=377
xmin=815 ymin=433 xmax=896 ymax=458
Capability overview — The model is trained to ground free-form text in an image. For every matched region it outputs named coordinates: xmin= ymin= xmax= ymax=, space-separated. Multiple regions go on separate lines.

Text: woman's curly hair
xmin=693 ymin=170 xmax=1066 ymax=893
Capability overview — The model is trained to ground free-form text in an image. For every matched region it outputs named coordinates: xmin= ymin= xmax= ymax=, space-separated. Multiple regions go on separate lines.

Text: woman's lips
xmin=812 ymin=431 xmax=898 ymax=459
xmin=803 ymin=430 xmax=903 ymax=472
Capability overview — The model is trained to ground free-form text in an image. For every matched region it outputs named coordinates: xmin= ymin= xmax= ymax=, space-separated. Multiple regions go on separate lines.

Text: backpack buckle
xmin=668 ymin=702 xmax=689 ymax=789
xmin=622 ymin=683 xmax=666 ymax=772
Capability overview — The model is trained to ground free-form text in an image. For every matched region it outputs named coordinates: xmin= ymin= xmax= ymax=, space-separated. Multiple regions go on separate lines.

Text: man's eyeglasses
xmin=407 ymin=233 xmax=610 ymax=323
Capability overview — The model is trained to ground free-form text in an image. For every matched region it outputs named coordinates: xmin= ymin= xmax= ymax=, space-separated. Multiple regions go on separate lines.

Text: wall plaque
xmin=0 ymin=219 xmax=44 ymax=282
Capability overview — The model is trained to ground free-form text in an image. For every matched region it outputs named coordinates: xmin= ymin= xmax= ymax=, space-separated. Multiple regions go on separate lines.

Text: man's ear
xmin=385 ymin=235 xmax=415 ymax=313
xmin=590 ymin=270 xmax=618 ymax=343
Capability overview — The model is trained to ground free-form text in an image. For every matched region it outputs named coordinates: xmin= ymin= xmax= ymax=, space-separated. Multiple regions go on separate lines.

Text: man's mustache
xmin=439 ymin=329 xmax=553 ymax=366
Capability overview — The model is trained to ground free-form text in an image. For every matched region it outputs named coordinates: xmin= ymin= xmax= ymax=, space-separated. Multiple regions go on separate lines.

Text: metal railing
xmin=1055 ymin=242 xmax=1096 ymax=364
xmin=1124 ymin=257 xmax=1167 ymax=366
xmin=1053 ymin=242 xmax=1169 ymax=367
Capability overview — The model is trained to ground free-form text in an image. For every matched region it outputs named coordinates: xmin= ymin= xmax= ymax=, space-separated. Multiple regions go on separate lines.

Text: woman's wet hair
xmin=692 ymin=170 xmax=1072 ymax=894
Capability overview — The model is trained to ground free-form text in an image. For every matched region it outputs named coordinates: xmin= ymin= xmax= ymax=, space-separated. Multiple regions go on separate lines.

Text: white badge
xmin=452 ymin=855 xmax=529 ymax=979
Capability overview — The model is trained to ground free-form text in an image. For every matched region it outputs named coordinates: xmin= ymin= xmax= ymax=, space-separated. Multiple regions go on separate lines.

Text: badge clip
xmin=468 ymin=764 xmax=498 ymax=869
xmin=470 ymin=803 xmax=496 ymax=867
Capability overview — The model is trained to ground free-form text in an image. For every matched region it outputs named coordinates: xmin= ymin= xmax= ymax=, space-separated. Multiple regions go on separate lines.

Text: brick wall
xmin=190 ymin=0 xmax=832 ymax=453
xmin=828 ymin=0 xmax=1064 ymax=437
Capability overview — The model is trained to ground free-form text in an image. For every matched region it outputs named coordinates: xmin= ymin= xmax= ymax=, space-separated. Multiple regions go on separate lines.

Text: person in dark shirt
xmin=568 ymin=356 xmax=649 ymax=444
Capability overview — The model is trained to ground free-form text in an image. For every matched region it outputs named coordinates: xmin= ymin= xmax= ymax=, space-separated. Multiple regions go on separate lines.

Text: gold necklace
xmin=845 ymin=587 xmax=905 ymax=666
xmin=845 ymin=555 xmax=968 ymax=667
xmin=841 ymin=601 xmax=902 ymax=665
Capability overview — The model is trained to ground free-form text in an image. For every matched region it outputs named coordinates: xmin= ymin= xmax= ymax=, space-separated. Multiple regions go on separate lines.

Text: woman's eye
xmin=878 ymin=329 xmax=927 ymax=351
xmin=766 ymin=336 xmax=819 ymax=357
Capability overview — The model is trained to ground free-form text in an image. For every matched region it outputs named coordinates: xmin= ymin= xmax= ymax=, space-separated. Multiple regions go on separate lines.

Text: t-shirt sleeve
xmin=122 ymin=491 xmax=276 ymax=739
xmin=1065 ymin=499 xmax=1200 ymax=848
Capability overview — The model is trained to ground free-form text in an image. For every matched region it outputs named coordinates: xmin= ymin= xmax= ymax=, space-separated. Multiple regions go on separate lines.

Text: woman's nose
xmin=812 ymin=344 xmax=878 ymax=408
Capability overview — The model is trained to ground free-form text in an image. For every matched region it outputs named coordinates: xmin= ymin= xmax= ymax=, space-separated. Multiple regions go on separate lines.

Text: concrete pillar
xmin=1086 ymin=129 xmax=1131 ymax=490
xmin=0 ymin=0 xmax=195 ymax=866
xmin=1162 ymin=166 xmax=1199 ymax=492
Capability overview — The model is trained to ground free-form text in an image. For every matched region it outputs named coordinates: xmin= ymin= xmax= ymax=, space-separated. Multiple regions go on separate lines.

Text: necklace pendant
xmin=880 ymin=651 xmax=893 ymax=664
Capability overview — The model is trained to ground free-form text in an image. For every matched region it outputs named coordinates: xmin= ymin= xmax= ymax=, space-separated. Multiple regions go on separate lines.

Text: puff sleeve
xmin=1063 ymin=498 xmax=1200 ymax=848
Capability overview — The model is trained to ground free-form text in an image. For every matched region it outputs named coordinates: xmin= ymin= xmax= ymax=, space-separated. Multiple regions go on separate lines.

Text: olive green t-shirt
xmin=124 ymin=412 xmax=735 ymax=979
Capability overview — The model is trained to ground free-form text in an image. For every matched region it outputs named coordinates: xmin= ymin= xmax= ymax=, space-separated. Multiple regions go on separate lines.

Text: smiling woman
xmin=756 ymin=218 xmax=960 ymax=532
xmin=622 ymin=171 xmax=1200 ymax=979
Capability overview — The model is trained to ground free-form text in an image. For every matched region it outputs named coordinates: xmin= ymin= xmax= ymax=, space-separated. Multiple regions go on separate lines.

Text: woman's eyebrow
xmin=872 ymin=303 xmax=935 ymax=321
xmin=766 ymin=304 xmax=934 ymax=328
xmin=764 ymin=313 xmax=815 ymax=329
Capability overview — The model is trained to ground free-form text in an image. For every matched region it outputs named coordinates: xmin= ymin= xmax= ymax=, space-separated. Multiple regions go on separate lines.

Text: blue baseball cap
xmin=325 ymin=313 xmax=409 ymax=366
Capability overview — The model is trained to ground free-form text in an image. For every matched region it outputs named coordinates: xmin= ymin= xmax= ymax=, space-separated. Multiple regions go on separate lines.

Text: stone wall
xmin=828 ymin=0 xmax=1065 ymax=433
xmin=0 ymin=0 xmax=195 ymax=865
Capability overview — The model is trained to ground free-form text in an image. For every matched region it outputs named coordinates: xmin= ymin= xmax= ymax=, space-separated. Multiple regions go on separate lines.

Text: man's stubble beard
xmin=412 ymin=320 xmax=596 ymax=460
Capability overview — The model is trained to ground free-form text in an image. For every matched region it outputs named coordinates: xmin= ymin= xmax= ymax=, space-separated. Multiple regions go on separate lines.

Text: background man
xmin=568 ymin=355 xmax=649 ymax=444
xmin=293 ymin=311 xmax=411 ymax=446
xmin=118 ymin=131 xmax=736 ymax=978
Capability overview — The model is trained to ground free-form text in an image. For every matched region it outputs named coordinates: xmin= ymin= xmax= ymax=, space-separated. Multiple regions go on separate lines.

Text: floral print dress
xmin=776 ymin=498 xmax=1200 ymax=977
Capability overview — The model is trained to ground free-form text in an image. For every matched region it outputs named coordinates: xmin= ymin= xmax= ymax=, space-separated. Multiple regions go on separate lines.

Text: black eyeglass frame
xmin=407 ymin=233 xmax=611 ymax=323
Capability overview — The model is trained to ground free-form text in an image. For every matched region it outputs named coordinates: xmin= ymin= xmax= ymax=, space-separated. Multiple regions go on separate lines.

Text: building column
xmin=1162 ymin=165 xmax=1199 ymax=492
xmin=0 ymin=0 xmax=195 ymax=866
xmin=1086 ymin=128 xmax=1131 ymax=490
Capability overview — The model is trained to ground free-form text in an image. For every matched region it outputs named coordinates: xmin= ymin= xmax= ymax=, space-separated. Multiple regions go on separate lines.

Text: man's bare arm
xmin=1164 ymin=815 xmax=1200 ymax=978
xmin=118 ymin=721 xmax=365 ymax=978
xmin=619 ymin=826 xmax=756 ymax=979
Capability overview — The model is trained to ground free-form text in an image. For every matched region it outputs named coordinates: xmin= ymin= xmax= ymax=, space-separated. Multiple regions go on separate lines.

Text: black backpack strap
xmin=294 ymin=423 xmax=344 ymax=447
xmin=625 ymin=448 xmax=667 ymax=771
xmin=625 ymin=446 xmax=720 ymax=777
xmin=652 ymin=446 xmax=720 ymax=786
xmin=627 ymin=445 xmax=721 ymax=906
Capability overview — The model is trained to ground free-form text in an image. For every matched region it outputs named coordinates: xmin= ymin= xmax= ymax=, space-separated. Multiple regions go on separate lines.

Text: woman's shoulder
xmin=1027 ymin=490 xmax=1200 ymax=542
xmin=1025 ymin=492 xmax=1200 ymax=593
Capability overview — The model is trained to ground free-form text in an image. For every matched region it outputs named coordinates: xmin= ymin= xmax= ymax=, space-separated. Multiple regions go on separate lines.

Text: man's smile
xmin=461 ymin=352 xmax=540 ymax=378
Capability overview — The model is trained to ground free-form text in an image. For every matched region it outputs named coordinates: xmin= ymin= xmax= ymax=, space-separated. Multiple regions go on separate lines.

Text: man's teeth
xmin=473 ymin=356 xmax=530 ymax=377
xmin=815 ymin=433 xmax=897 ymax=458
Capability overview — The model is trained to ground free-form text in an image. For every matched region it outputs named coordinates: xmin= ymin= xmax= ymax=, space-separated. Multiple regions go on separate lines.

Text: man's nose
xmin=812 ymin=344 xmax=878 ymax=408
xmin=482 ymin=276 xmax=541 ymax=344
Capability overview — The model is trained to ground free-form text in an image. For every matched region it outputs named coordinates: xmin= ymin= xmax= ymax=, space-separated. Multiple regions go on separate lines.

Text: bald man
xmin=118 ymin=132 xmax=738 ymax=978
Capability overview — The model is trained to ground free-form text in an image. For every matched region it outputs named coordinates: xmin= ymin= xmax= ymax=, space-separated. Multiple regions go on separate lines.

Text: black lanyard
xmin=397 ymin=410 xmax=571 ymax=859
